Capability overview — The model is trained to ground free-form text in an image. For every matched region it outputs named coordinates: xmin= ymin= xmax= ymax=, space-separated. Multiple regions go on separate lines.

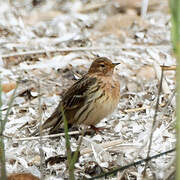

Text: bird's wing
xmin=30 ymin=75 xmax=98 ymax=136
xmin=62 ymin=75 xmax=98 ymax=110
xmin=48 ymin=75 xmax=98 ymax=134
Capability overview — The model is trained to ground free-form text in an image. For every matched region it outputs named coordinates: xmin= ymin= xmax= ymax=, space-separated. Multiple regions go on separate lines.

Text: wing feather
xmin=31 ymin=75 xmax=98 ymax=136
xmin=62 ymin=75 xmax=97 ymax=110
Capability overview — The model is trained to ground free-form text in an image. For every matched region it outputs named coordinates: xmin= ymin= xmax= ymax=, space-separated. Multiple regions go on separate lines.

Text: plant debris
xmin=0 ymin=0 xmax=175 ymax=179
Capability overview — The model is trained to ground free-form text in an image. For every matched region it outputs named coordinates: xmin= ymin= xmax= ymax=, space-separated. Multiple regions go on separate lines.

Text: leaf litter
xmin=0 ymin=0 xmax=176 ymax=179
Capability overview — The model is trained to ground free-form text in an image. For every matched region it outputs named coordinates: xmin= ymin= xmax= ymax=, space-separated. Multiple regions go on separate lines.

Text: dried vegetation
xmin=0 ymin=0 xmax=175 ymax=179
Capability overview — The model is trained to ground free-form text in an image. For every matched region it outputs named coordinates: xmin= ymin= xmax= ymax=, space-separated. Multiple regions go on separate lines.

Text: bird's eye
xmin=100 ymin=64 xmax=105 ymax=67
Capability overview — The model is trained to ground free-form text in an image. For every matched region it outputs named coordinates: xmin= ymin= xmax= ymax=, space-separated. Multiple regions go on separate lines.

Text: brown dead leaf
xmin=3 ymin=56 xmax=23 ymax=68
xmin=8 ymin=173 xmax=40 ymax=180
xmin=2 ymin=82 xmax=17 ymax=93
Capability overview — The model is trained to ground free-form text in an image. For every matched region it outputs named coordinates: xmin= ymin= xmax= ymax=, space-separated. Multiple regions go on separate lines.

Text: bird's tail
xmin=30 ymin=109 xmax=62 ymax=136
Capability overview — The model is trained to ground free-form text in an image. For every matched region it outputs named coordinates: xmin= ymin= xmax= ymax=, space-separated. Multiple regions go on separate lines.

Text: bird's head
xmin=88 ymin=57 xmax=120 ymax=76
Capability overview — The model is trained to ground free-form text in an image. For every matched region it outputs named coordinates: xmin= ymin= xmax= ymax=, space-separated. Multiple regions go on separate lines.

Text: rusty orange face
xmin=88 ymin=57 xmax=120 ymax=76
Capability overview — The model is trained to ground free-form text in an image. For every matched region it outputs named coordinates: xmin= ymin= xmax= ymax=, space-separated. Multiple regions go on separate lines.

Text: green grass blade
xmin=61 ymin=104 xmax=74 ymax=180
xmin=1 ymin=83 xmax=18 ymax=133
xmin=170 ymin=0 xmax=180 ymax=179
xmin=0 ymin=81 xmax=7 ymax=179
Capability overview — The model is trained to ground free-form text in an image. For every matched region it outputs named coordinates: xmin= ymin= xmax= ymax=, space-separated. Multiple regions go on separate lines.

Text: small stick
xmin=1 ymin=45 xmax=171 ymax=59
xmin=7 ymin=131 xmax=80 ymax=141
xmin=161 ymin=65 xmax=176 ymax=71
xmin=143 ymin=66 xmax=164 ymax=175
xmin=124 ymin=106 xmax=150 ymax=113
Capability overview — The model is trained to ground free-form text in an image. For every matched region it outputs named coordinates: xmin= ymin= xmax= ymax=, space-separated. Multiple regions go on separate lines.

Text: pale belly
xmin=74 ymin=81 xmax=120 ymax=125
xmin=84 ymin=97 xmax=119 ymax=125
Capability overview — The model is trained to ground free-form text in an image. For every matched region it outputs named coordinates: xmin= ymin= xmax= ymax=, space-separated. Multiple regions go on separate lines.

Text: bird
xmin=31 ymin=57 xmax=120 ymax=136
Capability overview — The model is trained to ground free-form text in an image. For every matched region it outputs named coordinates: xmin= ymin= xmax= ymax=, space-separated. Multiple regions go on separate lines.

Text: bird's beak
xmin=112 ymin=62 xmax=120 ymax=66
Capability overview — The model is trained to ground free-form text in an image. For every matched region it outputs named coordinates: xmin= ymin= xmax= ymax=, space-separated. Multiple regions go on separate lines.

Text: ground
xmin=0 ymin=0 xmax=176 ymax=179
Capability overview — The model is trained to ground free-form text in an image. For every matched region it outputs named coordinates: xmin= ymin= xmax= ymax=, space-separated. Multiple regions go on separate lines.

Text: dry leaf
xmin=2 ymin=82 xmax=16 ymax=93
xmin=8 ymin=173 xmax=40 ymax=180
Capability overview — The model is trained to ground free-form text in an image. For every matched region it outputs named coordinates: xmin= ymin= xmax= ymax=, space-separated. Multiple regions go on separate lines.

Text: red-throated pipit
xmin=31 ymin=57 xmax=120 ymax=135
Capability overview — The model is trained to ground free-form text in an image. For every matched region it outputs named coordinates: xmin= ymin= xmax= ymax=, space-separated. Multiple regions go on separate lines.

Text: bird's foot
xmin=84 ymin=125 xmax=106 ymax=136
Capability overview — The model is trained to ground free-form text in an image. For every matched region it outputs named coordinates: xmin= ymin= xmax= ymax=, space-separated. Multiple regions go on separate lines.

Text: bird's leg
xmin=84 ymin=125 xmax=106 ymax=135
xmin=91 ymin=125 xmax=106 ymax=132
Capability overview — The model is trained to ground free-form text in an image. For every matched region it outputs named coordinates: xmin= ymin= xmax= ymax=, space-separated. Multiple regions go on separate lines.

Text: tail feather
xmin=48 ymin=116 xmax=63 ymax=134
xmin=30 ymin=110 xmax=62 ymax=136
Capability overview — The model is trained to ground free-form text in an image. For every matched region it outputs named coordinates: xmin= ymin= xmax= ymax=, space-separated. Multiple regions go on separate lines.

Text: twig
xmin=124 ymin=106 xmax=150 ymax=113
xmin=153 ymin=62 xmax=170 ymax=94
xmin=143 ymin=67 xmax=164 ymax=174
xmin=161 ymin=65 xmax=176 ymax=71
xmin=163 ymin=90 xmax=176 ymax=111
xmin=7 ymin=131 xmax=80 ymax=141
xmin=1 ymin=45 xmax=171 ymax=59
xmin=37 ymin=80 xmax=44 ymax=180
xmin=88 ymin=148 xmax=175 ymax=179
